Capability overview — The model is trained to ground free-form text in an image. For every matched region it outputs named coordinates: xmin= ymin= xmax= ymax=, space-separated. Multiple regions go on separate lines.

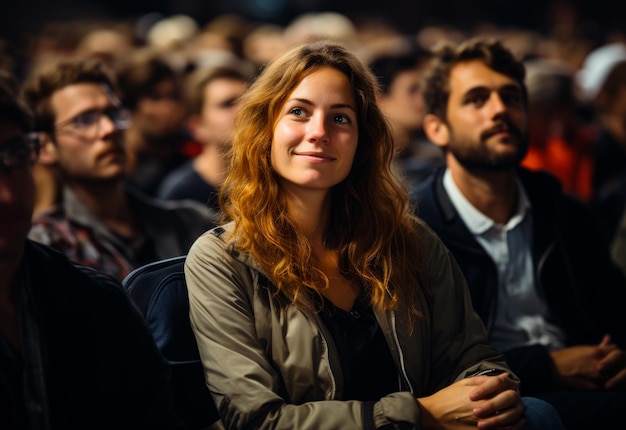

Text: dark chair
xmin=122 ymin=256 xmax=219 ymax=430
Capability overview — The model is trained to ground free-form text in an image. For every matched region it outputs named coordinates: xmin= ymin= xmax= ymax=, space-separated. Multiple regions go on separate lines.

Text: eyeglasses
xmin=0 ymin=133 xmax=40 ymax=171
xmin=54 ymin=107 xmax=131 ymax=139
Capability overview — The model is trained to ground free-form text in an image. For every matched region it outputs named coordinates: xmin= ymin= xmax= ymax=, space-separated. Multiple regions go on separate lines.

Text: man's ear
xmin=37 ymin=133 xmax=59 ymax=165
xmin=186 ymin=115 xmax=206 ymax=144
xmin=423 ymin=114 xmax=450 ymax=149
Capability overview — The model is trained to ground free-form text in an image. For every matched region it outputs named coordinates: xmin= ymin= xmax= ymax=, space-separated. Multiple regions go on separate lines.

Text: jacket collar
xmin=431 ymin=166 xmax=562 ymax=257
xmin=209 ymin=222 xmax=272 ymax=280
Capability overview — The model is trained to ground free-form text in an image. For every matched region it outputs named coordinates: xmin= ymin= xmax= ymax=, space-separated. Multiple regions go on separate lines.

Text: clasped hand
xmin=550 ymin=334 xmax=626 ymax=390
xmin=417 ymin=372 xmax=525 ymax=429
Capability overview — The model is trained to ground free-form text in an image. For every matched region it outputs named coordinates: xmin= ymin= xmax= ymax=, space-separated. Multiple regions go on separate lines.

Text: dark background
xmin=2 ymin=0 xmax=625 ymax=40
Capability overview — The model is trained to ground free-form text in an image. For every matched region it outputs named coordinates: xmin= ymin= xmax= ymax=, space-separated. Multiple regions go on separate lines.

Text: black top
xmin=157 ymin=160 xmax=220 ymax=213
xmin=319 ymin=293 xmax=398 ymax=402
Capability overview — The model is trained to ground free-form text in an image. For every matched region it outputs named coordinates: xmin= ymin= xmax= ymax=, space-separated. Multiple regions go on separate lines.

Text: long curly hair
xmin=221 ymin=40 xmax=426 ymax=317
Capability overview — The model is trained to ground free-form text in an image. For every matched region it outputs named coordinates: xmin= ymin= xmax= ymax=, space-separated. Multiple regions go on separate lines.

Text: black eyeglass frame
xmin=0 ymin=133 xmax=41 ymax=171
xmin=53 ymin=107 xmax=131 ymax=135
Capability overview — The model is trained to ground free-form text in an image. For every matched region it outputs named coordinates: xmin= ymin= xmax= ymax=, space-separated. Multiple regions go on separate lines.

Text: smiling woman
xmin=183 ymin=40 xmax=558 ymax=429
xmin=271 ymin=66 xmax=358 ymax=195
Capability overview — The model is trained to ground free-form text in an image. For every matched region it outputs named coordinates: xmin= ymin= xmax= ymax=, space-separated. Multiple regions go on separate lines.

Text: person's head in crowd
xmin=369 ymin=48 xmax=432 ymax=153
xmin=523 ymin=57 xmax=577 ymax=141
xmin=184 ymin=62 xmax=252 ymax=152
xmin=115 ymin=48 xmax=186 ymax=153
xmin=595 ymin=60 xmax=626 ymax=113
xmin=283 ymin=12 xmax=357 ymax=49
xmin=21 ymin=58 xmax=129 ymax=187
xmin=222 ymin=39 xmax=414 ymax=308
xmin=577 ymin=42 xmax=626 ymax=112
xmin=153 ymin=61 xmax=253 ymax=205
xmin=242 ymin=24 xmax=287 ymax=67
xmin=0 ymin=70 xmax=38 ymax=263
xmin=422 ymin=37 xmax=529 ymax=172
xmin=76 ymin=26 xmax=136 ymax=66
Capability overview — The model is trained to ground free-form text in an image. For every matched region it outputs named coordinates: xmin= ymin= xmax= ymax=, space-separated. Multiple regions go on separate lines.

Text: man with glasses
xmin=22 ymin=58 xmax=216 ymax=281
xmin=0 ymin=72 xmax=185 ymax=429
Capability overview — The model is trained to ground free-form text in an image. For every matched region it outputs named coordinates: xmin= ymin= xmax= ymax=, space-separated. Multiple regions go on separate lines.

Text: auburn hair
xmin=221 ymin=40 xmax=426 ymax=318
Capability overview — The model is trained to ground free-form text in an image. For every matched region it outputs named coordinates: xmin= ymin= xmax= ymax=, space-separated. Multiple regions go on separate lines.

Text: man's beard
xmin=449 ymin=121 xmax=529 ymax=172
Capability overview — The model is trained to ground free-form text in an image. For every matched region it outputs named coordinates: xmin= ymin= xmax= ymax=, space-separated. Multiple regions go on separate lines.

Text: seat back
xmin=123 ymin=256 xmax=219 ymax=429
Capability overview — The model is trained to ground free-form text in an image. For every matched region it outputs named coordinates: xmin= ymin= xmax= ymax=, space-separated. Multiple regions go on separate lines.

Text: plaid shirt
xmin=28 ymin=186 xmax=216 ymax=281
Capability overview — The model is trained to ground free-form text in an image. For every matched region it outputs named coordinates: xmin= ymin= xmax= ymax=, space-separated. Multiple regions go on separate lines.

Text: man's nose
xmin=488 ymin=93 xmax=507 ymax=117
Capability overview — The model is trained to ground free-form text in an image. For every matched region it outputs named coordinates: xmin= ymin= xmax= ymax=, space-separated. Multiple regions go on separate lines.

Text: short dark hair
xmin=0 ymin=70 xmax=34 ymax=132
xmin=21 ymin=58 xmax=118 ymax=132
xmin=115 ymin=49 xmax=180 ymax=110
xmin=422 ymin=37 xmax=527 ymax=120
xmin=185 ymin=63 xmax=253 ymax=116
xmin=369 ymin=47 xmax=432 ymax=94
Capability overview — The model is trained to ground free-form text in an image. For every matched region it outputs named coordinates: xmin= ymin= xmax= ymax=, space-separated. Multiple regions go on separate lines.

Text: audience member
xmin=577 ymin=43 xmax=626 ymax=246
xmin=521 ymin=58 xmax=594 ymax=201
xmin=369 ymin=48 xmax=444 ymax=192
xmin=413 ymin=37 xmax=626 ymax=429
xmin=0 ymin=71 xmax=62 ymax=216
xmin=185 ymin=40 xmax=562 ymax=429
xmin=0 ymin=72 xmax=185 ymax=430
xmin=114 ymin=48 xmax=189 ymax=197
xmin=22 ymin=58 xmax=216 ymax=281
xmin=157 ymin=61 xmax=253 ymax=211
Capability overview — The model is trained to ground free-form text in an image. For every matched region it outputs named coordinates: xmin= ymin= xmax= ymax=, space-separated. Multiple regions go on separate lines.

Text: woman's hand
xmin=417 ymin=373 xmax=525 ymax=429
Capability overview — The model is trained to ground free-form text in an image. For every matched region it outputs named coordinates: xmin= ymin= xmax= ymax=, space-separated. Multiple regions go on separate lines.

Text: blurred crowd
xmin=1 ymin=6 xmax=626 ymax=268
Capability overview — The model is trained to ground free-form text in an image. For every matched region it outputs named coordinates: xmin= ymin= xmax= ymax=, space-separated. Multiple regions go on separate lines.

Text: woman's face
xmin=271 ymin=66 xmax=359 ymax=196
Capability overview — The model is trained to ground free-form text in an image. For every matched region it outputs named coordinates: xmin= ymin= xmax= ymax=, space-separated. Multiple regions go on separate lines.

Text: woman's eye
xmin=289 ymin=107 xmax=305 ymax=117
xmin=333 ymin=114 xmax=350 ymax=124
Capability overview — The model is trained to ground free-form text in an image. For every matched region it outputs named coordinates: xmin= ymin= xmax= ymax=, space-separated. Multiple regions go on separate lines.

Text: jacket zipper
xmin=390 ymin=311 xmax=414 ymax=393
xmin=311 ymin=312 xmax=339 ymax=400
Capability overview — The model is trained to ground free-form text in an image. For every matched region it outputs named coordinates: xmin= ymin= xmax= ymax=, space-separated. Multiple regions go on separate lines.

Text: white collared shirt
xmin=443 ymin=169 xmax=565 ymax=351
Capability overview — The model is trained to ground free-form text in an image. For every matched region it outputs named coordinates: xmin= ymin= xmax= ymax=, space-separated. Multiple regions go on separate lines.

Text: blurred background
xmin=3 ymin=0 xmax=626 ymax=36
xmin=2 ymin=0 xmax=625 ymax=82
xmin=3 ymin=0 xmax=626 ymax=209
xmin=4 ymin=0 xmax=626 ymax=274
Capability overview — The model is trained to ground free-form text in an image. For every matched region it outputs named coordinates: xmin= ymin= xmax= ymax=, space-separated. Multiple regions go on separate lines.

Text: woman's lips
xmin=294 ymin=152 xmax=335 ymax=162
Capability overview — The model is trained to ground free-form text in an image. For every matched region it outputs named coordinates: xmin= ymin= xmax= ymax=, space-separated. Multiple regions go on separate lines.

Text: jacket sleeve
xmin=185 ymin=231 xmax=421 ymax=430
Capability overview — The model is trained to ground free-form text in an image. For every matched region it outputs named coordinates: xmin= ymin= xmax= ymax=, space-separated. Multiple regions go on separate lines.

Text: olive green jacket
xmin=185 ymin=221 xmax=512 ymax=429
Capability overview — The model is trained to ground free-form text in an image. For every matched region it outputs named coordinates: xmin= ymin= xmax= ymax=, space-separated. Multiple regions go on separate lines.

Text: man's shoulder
xmin=156 ymin=160 xmax=203 ymax=199
xmin=25 ymin=240 xmax=124 ymax=295
xmin=28 ymin=205 xmax=80 ymax=246
xmin=517 ymin=167 xmax=586 ymax=214
xmin=130 ymin=185 xmax=218 ymax=224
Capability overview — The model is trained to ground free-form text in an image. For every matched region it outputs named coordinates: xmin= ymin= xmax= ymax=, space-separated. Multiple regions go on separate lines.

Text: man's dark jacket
xmin=0 ymin=240 xmax=186 ymax=429
xmin=412 ymin=167 xmax=626 ymax=395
